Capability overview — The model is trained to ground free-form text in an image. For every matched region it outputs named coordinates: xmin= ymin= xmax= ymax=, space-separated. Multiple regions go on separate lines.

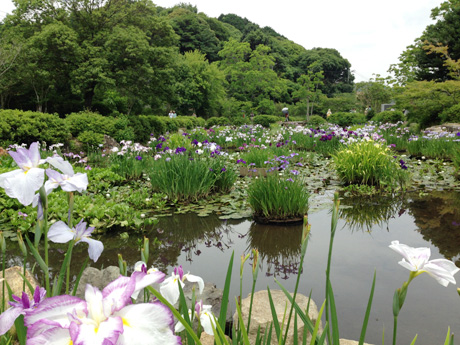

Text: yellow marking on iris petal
xmin=122 ymin=317 xmax=131 ymax=327
xmin=68 ymin=341 xmax=73 ymax=345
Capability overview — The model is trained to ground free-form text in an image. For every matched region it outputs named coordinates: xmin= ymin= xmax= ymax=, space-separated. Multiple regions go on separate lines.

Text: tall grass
xmin=247 ymin=174 xmax=309 ymax=221
xmin=332 ymin=140 xmax=409 ymax=189
xmin=148 ymin=154 xmax=236 ymax=202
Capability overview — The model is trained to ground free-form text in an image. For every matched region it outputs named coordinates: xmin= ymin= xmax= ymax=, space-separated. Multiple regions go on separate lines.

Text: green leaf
xmin=14 ymin=314 xmax=27 ymax=345
xmin=327 ymin=281 xmax=340 ymax=345
xmin=358 ymin=270 xmax=376 ymax=345
xmin=218 ymin=252 xmax=234 ymax=332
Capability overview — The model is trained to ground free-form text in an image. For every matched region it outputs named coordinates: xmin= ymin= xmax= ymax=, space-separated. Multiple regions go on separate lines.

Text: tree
xmin=169 ymin=8 xmax=221 ymax=61
xmin=355 ymin=76 xmax=392 ymax=113
xmin=174 ymin=50 xmax=226 ymax=117
xmin=392 ymin=0 xmax=460 ymax=82
xmin=394 ymin=80 xmax=460 ymax=127
xmin=218 ymin=40 xmax=287 ymax=109
xmin=292 ymin=63 xmax=324 ymax=119
xmin=423 ymin=41 xmax=460 ymax=80
xmin=295 ymin=48 xmax=353 ymax=96
xmin=0 ymin=0 xmax=178 ymax=114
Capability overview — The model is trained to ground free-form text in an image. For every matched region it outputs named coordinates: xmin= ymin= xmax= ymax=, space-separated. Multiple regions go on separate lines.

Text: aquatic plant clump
xmin=247 ymin=174 xmax=309 ymax=222
xmin=332 ymin=139 xmax=409 ymax=188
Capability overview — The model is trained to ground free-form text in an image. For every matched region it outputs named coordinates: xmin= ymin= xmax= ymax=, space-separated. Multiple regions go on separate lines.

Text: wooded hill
xmin=0 ymin=1 xmax=353 ymax=117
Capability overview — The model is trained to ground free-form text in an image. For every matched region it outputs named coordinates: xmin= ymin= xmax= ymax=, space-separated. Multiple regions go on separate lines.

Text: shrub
xmin=247 ymin=174 xmax=309 ymax=221
xmin=253 ymin=115 xmax=278 ymax=128
xmin=306 ymin=115 xmax=327 ymax=127
xmin=206 ymin=117 xmax=230 ymax=127
xmin=372 ymin=110 xmax=404 ymax=124
xmin=77 ymin=131 xmax=105 ymax=147
xmin=328 ymin=112 xmax=366 ymax=127
xmin=113 ymin=114 xmax=135 ymax=142
xmin=365 ymin=108 xmax=375 ymax=121
xmin=65 ymin=112 xmax=116 ymax=137
xmin=149 ymin=116 xmax=168 ymax=136
xmin=231 ymin=117 xmax=252 ymax=126
xmin=188 ymin=116 xmax=206 ymax=128
xmin=163 ymin=117 xmax=180 ymax=133
xmin=0 ymin=109 xmax=70 ymax=146
xmin=128 ymin=115 xmax=152 ymax=143
xmin=440 ymin=103 xmax=460 ymax=123
xmin=174 ymin=116 xmax=195 ymax=129
xmin=332 ymin=140 xmax=409 ymax=188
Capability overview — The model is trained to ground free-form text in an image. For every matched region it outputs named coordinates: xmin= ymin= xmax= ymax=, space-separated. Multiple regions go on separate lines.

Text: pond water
xmin=5 ymin=190 xmax=460 ymax=345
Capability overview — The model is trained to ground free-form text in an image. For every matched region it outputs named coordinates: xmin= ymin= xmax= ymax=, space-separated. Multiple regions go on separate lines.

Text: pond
xmin=5 ymin=190 xmax=460 ymax=345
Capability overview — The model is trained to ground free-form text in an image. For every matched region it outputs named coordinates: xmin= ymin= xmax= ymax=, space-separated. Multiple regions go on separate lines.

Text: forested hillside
xmin=0 ymin=1 xmax=353 ymax=117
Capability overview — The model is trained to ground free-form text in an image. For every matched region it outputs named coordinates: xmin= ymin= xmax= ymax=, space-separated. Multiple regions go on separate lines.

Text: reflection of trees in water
xmin=407 ymin=191 xmax=460 ymax=263
xmin=247 ymin=222 xmax=302 ymax=280
xmin=151 ymin=213 xmax=241 ymax=271
xmin=339 ymin=194 xmax=406 ymax=232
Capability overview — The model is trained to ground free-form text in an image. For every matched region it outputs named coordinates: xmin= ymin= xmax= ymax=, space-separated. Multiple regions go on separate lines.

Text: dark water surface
xmin=5 ymin=191 xmax=460 ymax=345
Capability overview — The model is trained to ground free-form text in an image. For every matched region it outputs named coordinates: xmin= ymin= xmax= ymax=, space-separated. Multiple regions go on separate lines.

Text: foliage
xmin=110 ymin=153 xmax=150 ymax=181
xmin=306 ymin=115 xmax=327 ymax=126
xmin=77 ymin=131 xmax=105 ymax=147
xmin=253 ymin=115 xmax=278 ymax=128
xmin=394 ymin=80 xmax=460 ymax=127
xmin=148 ymin=153 xmax=223 ymax=202
xmin=247 ymin=174 xmax=309 ymax=220
xmin=294 ymin=47 xmax=354 ymax=96
xmin=292 ymin=62 xmax=324 ymax=117
xmin=0 ymin=109 xmax=70 ymax=146
xmin=173 ymin=50 xmax=227 ymax=117
xmin=315 ymin=93 xmax=359 ymax=115
xmin=355 ymin=78 xmax=392 ymax=113
xmin=332 ymin=140 xmax=409 ymax=188
xmin=231 ymin=117 xmax=252 ymax=126
xmin=392 ymin=0 xmax=460 ymax=82
xmin=65 ymin=112 xmax=116 ymax=138
xmin=206 ymin=117 xmax=231 ymax=127
xmin=440 ymin=103 xmax=460 ymax=123
xmin=327 ymin=112 xmax=366 ymax=127
xmin=372 ymin=110 xmax=405 ymax=124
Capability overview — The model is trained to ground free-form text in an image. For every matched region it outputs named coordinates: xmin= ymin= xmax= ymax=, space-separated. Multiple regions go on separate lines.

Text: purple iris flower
xmin=0 ymin=286 xmax=46 ymax=336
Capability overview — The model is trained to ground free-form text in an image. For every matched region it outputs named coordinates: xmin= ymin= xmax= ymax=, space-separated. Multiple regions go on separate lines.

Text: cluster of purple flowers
xmin=175 ymin=147 xmax=187 ymax=154
xmin=399 ymin=159 xmax=408 ymax=170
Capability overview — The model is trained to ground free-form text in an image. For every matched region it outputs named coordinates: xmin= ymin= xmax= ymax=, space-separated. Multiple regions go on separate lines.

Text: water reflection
xmin=4 ymin=191 xmax=460 ymax=345
xmin=247 ymin=222 xmax=302 ymax=279
xmin=339 ymin=193 xmax=405 ymax=232
xmin=406 ymin=191 xmax=460 ymax=263
xmin=151 ymin=214 xmax=246 ymax=271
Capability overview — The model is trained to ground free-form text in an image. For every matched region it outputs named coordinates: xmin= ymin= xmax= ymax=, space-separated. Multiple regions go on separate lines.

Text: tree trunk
xmin=84 ymin=82 xmax=97 ymax=110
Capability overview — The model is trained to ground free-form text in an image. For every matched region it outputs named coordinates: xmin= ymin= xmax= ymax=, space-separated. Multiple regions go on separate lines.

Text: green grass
xmin=332 ymin=140 xmax=409 ymax=189
xmin=247 ymin=174 xmax=309 ymax=221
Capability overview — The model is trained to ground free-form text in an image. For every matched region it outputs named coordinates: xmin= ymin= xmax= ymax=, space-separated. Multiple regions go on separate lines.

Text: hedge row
xmin=0 ymin=110 xmax=207 ymax=147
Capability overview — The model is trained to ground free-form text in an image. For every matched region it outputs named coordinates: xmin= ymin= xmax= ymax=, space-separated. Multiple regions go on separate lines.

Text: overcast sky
xmin=0 ymin=0 xmax=444 ymax=82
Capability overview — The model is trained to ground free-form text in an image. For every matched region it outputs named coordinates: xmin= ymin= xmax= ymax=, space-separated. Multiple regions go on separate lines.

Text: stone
xmin=75 ymin=266 xmax=120 ymax=299
xmin=182 ymin=282 xmax=230 ymax=322
xmin=233 ymin=290 xmax=322 ymax=345
xmin=103 ymin=135 xmax=120 ymax=152
xmin=340 ymin=339 xmax=374 ymax=345
xmin=0 ymin=266 xmax=39 ymax=307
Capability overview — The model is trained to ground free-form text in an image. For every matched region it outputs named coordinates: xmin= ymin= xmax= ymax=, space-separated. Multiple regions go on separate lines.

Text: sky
xmin=0 ymin=0 xmax=444 ymax=82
